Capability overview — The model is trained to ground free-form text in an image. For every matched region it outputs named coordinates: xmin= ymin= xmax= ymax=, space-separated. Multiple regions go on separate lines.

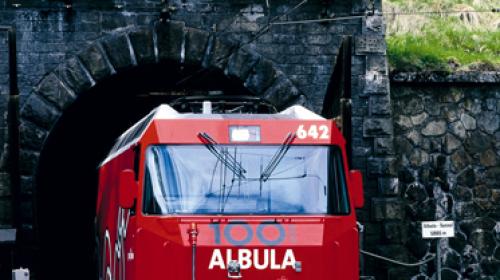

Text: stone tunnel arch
xmin=18 ymin=21 xmax=305 ymax=278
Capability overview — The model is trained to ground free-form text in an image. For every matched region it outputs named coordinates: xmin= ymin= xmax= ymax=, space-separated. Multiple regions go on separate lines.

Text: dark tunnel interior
xmin=34 ymin=63 xmax=253 ymax=279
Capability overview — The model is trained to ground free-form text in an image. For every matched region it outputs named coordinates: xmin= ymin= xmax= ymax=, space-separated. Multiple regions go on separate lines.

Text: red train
xmin=96 ymin=103 xmax=364 ymax=279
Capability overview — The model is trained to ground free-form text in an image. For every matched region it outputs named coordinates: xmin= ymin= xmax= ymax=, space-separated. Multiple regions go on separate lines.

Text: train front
xmin=128 ymin=105 xmax=363 ymax=279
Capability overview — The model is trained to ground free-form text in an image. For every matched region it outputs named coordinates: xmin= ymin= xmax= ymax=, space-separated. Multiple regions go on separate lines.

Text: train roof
xmin=100 ymin=104 xmax=325 ymax=166
xmin=154 ymin=104 xmax=325 ymax=120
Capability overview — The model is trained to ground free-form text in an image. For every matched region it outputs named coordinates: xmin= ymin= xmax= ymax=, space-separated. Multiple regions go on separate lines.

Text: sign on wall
xmin=421 ymin=221 xmax=455 ymax=239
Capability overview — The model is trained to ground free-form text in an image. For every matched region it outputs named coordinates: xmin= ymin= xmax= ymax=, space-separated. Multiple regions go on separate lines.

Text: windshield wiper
xmin=198 ymin=132 xmax=246 ymax=179
xmin=260 ymin=132 xmax=297 ymax=182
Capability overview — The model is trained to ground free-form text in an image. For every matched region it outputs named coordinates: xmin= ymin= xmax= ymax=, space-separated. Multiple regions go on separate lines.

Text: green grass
xmin=384 ymin=0 xmax=500 ymax=72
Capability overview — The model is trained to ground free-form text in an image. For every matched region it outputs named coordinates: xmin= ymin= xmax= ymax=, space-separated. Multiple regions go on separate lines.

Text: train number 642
xmin=296 ymin=124 xmax=329 ymax=140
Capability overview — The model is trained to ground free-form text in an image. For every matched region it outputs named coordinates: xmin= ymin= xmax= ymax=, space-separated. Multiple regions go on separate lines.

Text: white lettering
xmin=238 ymin=249 xmax=252 ymax=269
xmin=308 ymin=125 xmax=319 ymax=139
xmin=253 ymin=249 xmax=269 ymax=270
xmin=226 ymin=249 xmax=234 ymax=265
xmin=208 ymin=249 xmax=298 ymax=270
xmin=319 ymin=125 xmax=330 ymax=139
xmin=281 ymin=249 xmax=296 ymax=269
xmin=209 ymin=249 xmax=225 ymax=269
xmin=297 ymin=124 xmax=330 ymax=140
xmin=270 ymin=250 xmax=281 ymax=270
xmin=102 ymin=207 xmax=130 ymax=280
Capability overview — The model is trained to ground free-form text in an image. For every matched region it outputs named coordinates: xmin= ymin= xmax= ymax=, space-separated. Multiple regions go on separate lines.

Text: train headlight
xmin=227 ymin=260 xmax=242 ymax=278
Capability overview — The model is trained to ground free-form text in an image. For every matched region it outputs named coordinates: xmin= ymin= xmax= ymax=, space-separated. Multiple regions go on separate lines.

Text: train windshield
xmin=143 ymin=145 xmax=349 ymax=215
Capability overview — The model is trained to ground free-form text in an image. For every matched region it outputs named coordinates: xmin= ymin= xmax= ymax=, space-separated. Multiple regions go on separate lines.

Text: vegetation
xmin=383 ymin=0 xmax=500 ymax=72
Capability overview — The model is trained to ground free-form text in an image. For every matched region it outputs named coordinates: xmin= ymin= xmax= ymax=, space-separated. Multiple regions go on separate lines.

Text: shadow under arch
xmin=35 ymin=63 xmax=255 ymax=279
xmin=18 ymin=21 xmax=306 ymax=279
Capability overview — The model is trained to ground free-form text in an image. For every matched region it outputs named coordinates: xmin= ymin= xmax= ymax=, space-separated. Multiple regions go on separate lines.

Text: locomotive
xmin=96 ymin=100 xmax=364 ymax=279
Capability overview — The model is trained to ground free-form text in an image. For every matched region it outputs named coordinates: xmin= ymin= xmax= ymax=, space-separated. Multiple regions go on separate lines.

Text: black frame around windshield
xmin=328 ymin=146 xmax=350 ymax=215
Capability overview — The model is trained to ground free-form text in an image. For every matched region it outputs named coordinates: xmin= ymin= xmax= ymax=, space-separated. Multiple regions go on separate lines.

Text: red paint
xmin=96 ymin=107 xmax=363 ymax=279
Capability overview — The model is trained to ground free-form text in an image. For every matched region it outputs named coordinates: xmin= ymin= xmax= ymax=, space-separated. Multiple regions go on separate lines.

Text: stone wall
xmin=5 ymin=2 xmax=497 ymax=280
xmin=391 ymin=77 xmax=500 ymax=279
xmin=0 ymin=28 xmax=11 ymax=228
xmin=0 ymin=0 xmax=397 ymax=277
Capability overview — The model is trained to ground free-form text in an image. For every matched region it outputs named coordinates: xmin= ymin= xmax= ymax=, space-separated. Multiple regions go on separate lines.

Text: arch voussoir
xmin=205 ymin=36 xmax=237 ymax=70
xmin=244 ymin=58 xmax=278 ymax=95
xmin=262 ymin=70 xmax=301 ymax=109
xmin=225 ymin=48 xmax=260 ymax=82
xmin=128 ymin=27 xmax=155 ymax=65
xmin=286 ymin=94 xmax=308 ymax=107
xmin=21 ymin=92 xmax=61 ymax=131
xmin=101 ymin=33 xmax=136 ymax=71
xmin=156 ymin=20 xmax=185 ymax=64
xmin=184 ymin=27 xmax=210 ymax=66
xmin=78 ymin=44 xmax=114 ymax=82
xmin=55 ymin=56 xmax=93 ymax=94
xmin=34 ymin=73 xmax=76 ymax=111
xmin=19 ymin=120 xmax=49 ymax=151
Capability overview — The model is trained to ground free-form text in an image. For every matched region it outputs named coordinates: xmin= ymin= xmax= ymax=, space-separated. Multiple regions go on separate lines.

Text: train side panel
xmin=96 ymin=147 xmax=136 ymax=280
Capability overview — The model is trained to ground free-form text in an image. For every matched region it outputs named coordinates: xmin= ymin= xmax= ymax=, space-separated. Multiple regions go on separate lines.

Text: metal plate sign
xmin=354 ymin=36 xmax=386 ymax=54
xmin=422 ymin=221 xmax=455 ymax=239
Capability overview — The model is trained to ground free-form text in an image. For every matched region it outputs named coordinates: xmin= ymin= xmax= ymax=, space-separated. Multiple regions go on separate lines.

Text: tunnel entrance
xmin=21 ymin=23 xmax=305 ymax=279
xmin=35 ymin=63 xmax=254 ymax=279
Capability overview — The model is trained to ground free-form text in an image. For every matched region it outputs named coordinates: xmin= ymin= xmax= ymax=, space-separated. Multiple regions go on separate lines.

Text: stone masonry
xmin=0 ymin=0 xmax=401 ymax=278
xmin=391 ymin=76 xmax=500 ymax=280
xmin=3 ymin=1 xmax=499 ymax=280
